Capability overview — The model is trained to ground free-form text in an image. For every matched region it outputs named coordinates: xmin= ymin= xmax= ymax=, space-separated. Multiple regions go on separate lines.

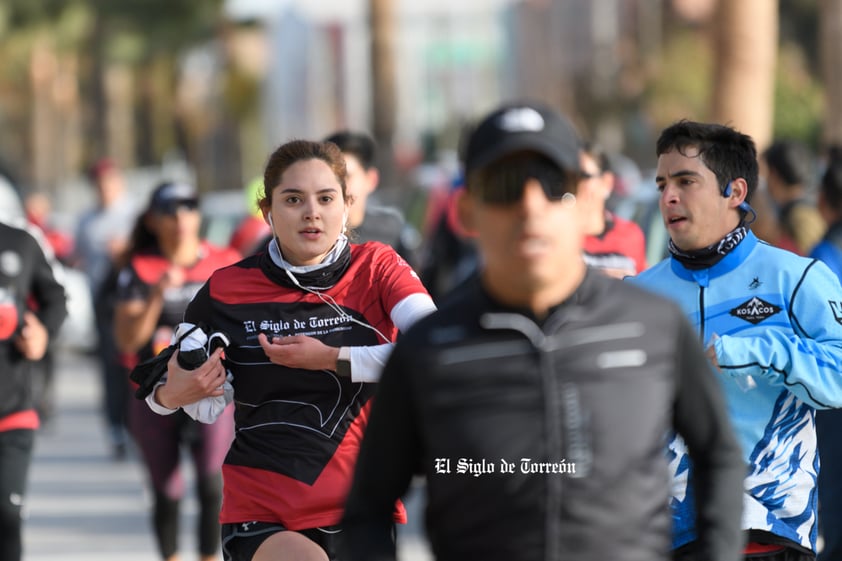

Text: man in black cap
xmin=341 ymin=102 xmax=745 ymax=561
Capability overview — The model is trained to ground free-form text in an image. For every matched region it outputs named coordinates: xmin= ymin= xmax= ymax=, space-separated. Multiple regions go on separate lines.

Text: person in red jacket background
xmin=578 ymin=142 xmax=647 ymax=278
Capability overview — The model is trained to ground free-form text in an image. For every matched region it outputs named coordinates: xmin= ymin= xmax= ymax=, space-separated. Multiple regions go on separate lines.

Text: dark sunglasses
xmin=155 ymin=199 xmax=199 ymax=215
xmin=468 ymin=154 xmax=577 ymax=205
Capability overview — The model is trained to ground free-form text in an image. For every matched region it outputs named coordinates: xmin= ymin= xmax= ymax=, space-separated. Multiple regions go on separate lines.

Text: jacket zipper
xmin=698 ymin=286 xmax=706 ymax=342
xmin=540 ymin=346 xmax=564 ymax=561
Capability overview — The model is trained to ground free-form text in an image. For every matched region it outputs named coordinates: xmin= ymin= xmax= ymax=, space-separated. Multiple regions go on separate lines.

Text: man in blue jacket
xmin=630 ymin=120 xmax=842 ymax=561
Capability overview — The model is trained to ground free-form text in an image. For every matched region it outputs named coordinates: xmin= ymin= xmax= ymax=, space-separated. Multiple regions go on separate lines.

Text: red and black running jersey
xmin=583 ymin=212 xmax=647 ymax=274
xmin=183 ymin=241 xmax=428 ymax=530
xmin=116 ymin=242 xmax=241 ymax=364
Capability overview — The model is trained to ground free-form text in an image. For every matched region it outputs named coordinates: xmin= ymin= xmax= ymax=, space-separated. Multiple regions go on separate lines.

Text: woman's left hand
xmin=258 ymin=333 xmax=340 ymax=371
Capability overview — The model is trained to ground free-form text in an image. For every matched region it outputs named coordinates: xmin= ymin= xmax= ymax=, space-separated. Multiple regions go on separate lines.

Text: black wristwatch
xmin=336 ymin=347 xmax=352 ymax=377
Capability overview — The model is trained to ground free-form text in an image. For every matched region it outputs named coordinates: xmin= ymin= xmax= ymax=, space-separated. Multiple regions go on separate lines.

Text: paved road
xmin=23 ymin=349 xmax=432 ymax=560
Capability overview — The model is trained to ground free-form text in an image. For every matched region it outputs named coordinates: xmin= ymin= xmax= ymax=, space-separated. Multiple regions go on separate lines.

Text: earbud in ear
xmin=738 ymin=201 xmax=757 ymax=225
xmin=723 ymin=182 xmax=732 ymax=197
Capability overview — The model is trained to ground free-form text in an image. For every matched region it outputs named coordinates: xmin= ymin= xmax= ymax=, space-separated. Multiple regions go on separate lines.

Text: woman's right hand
xmin=155 ymin=347 xmax=227 ymax=409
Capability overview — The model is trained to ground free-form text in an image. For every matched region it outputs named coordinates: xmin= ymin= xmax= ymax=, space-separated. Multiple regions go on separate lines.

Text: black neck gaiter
xmin=669 ymin=221 xmax=747 ymax=270
xmin=261 ymin=241 xmax=352 ymax=290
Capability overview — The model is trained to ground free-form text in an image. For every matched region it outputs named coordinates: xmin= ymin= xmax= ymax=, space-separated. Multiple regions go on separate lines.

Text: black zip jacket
xmin=342 ymin=269 xmax=745 ymax=561
xmin=0 ymin=222 xmax=67 ymax=420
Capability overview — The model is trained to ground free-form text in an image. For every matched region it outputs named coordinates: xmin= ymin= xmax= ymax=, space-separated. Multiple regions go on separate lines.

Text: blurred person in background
xmin=147 ymin=139 xmax=436 ymax=561
xmin=228 ymin=177 xmax=272 ymax=257
xmin=228 ymin=210 xmax=271 ymax=256
xmin=743 ymin=175 xmax=782 ymax=248
xmin=578 ymin=142 xmax=647 ymax=278
xmin=809 ymin=154 xmax=842 ymax=561
xmin=418 ymin=173 xmax=479 ymax=302
xmin=323 ymin=130 xmax=421 ymax=267
xmin=24 ymin=192 xmax=73 ymax=265
xmin=113 ymin=181 xmax=240 ymax=561
xmin=0 ymin=220 xmax=67 ymax=561
xmin=23 ymin=191 xmax=74 ymax=425
xmin=761 ymin=139 xmax=825 ymax=255
xmin=73 ymin=158 xmax=139 ymax=459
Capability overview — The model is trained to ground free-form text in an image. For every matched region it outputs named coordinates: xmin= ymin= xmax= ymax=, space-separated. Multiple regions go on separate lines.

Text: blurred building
xmin=220 ymin=0 xmax=667 ymax=173
xmin=223 ymin=0 xmax=512 ymax=169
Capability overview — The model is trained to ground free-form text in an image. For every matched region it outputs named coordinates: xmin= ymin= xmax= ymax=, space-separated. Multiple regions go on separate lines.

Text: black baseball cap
xmin=463 ymin=102 xmax=582 ymax=176
xmin=149 ymin=181 xmax=199 ymax=214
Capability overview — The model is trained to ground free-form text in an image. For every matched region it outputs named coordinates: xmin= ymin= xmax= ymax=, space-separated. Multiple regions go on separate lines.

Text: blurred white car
xmin=200 ymin=189 xmax=250 ymax=248
xmin=54 ymin=267 xmax=97 ymax=352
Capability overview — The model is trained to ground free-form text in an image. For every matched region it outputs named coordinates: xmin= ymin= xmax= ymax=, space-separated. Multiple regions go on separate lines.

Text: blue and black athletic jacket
xmin=630 ymin=230 xmax=842 ymax=553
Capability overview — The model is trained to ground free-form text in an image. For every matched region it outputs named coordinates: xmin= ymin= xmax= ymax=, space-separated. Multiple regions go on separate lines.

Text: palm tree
xmin=821 ymin=0 xmax=842 ymax=149
xmin=0 ymin=0 xmax=224 ymax=190
xmin=711 ymin=0 xmax=779 ymax=151
xmin=369 ymin=0 xmax=397 ymax=185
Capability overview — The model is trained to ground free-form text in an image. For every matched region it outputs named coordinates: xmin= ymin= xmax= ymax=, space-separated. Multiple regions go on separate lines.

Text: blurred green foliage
xmin=645 ymin=29 xmax=713 ymax=128
xmin=773 ymin=43 xmax=823 ymax=147
xmin=640 ymin=2 xmax=823 ymax=149
xmin=0 ymin=0 xmax=225 ymax=179
xmin=0 ymin=0 xmax=223 ymax=60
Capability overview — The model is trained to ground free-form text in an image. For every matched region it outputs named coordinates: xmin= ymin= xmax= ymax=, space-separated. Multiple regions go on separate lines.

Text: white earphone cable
xmin=269 ymin=212 xmax=390 ymax=344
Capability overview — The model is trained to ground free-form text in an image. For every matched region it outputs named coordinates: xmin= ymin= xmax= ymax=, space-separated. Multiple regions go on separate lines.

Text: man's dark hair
xmin=656 ymin=120 xmax=758 ymax=203
xmin=821 ymin=158 xmax=842 ymax=213
xmin=323 ymin=131 xmax=377 ymax=170
xmin=762 ymin=139 xmax=814 ymax=189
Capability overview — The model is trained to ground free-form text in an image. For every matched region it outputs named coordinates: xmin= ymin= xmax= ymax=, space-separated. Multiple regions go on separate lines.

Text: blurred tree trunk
xmin=59 ymin=54 xmax=84 ymax=186
xmin=104 ymin=64 xmax=136 ymax=169
xmin=29 ymin=41 xmax=82 ymax=195
xmin=88 ymin=11 xmax=108 ymax=162
xmin=511 ymin=2 xmax=576 ymax=117
xmin=711 ymin=0 xmax=778 ymax=151
xmin=136 ymin=56 xmax=178 ymax=166
xmin=369 ymin=0 xmax=397 ymax=186
xmin=136 ymin=61 xmax=157 ymax=167
xmin=30 ymin=38 xmax=57 ymax=192
xmin=821 ymin=0 xmax=842 ymax=149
